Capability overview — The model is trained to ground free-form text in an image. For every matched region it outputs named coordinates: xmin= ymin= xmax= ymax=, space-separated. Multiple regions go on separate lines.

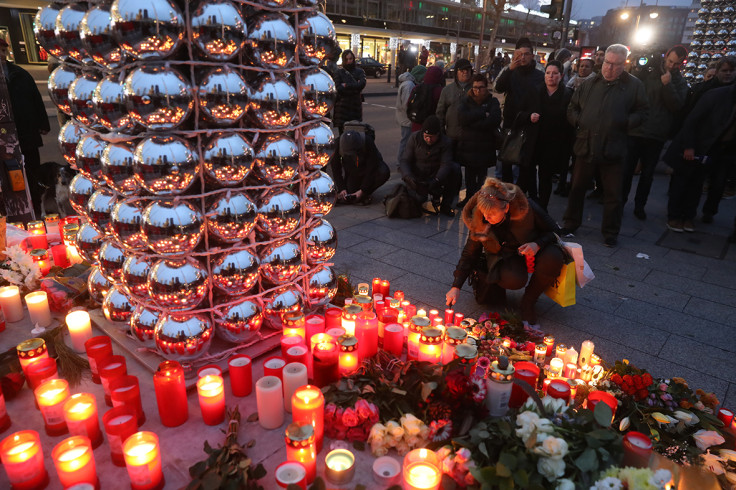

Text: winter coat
xmin=330 ymin=135 xmax=386 ymax=194
xmin=567 ymin=71 xmax=649 ymax=163
xmin=517 ymin=84 xmax=574 ymax=166
xmin=410 ymin=66 xmax=444 ymax=132
xmin=494 ymin=61 xmax=545 ymax=128
xmin=436 ymin=76 xmax=471 ymax=139
xmin=7 ymin=63 xmax=49 ymax=149
xmin=332 ymin=65 xmax=366 ymax=128
xmin=399 ymin=131 xmax=454 ymax=183
xmin=395 ymin=72 xmax=416 ymax=127
xmin=629 ymin=67 xmax=688 ymax=141
xmin=456 ymin=90 xmax=502 ymax=169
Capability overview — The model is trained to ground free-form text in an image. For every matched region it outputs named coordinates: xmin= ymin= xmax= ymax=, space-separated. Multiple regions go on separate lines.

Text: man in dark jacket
xmin=330 ymin=129 xmax=390 ymax=206
xmin=400 ymin=116 xmax=461 ymax=217
xmin=436 ymin=58 xmax=472 ymax=142
xmin=562 ymin=44 xmax=649 ymax=247
xmin=622 ymin=45 xmax=688 ymax=221
xmin=332 ymin=50 xmax=366 ymax=133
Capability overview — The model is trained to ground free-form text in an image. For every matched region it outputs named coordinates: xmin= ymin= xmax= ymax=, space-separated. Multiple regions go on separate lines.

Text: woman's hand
xmin=518 ymin=242 xmax=540 ymax=257
xmin=337 ymin=190 xmax=348 ymax=201
xmin=445 ymin=287 xmax=460 ymax=306
xmin=530 ymin=113 xmax=540 ymax=123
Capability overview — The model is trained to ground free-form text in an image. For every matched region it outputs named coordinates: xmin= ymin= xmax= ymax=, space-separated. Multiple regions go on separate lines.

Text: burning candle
xmin=428 ymin=309 xmax=439 ymax=324
xmin=418 ymin=327 xmax=442 ymax=363
xmin=27 ymin=221 xmax=48 ymax=250
xmin=443 ymin=309 xmax=454 ymax=326
xmin=356 ymin=311 xmax=378 ymax=359
xmin=555 ymin=344 xmax=567 ymax=361
xmin=325 ymin=448 xmax=355 ymax=485
xmin=17 ymin=338 xmax=49 ymax=383
xmin=63 ymin=394 xmax=103 ymax=448
xmin=281 ymin=335 xmax=304 ymax=358
xmin=256 ymin=376 xmax=284 ymax=430
xmin=0 ymin=430 xmax=49 ymax=489
xmin=377 ymin=309 xmax=397 ymax=346
xmin=52 ymin=436 xmax=98 ymax=487
xmin=65 ymin=310 xmax=93 ymax=353
xmin=534 ymin=343 xmax=547 ymax=364
xmin=325 ymin=308 xmax=341 ymax=329
xmin=285 ymin=345 xmax=310 ymax=368
xmin=0 ymin=286 xmax=23 ymax=322
xmin=123 ymin=431 xmax=165 ymax=490
xmin=383 ymin=323 xmax=404 ymax=357
xmin=304 ymin=315 xmax=325 ymax=347
xmin=565 ymin=347 xmax=578 ymax=366
xmin=564 ymin=363 xmax=578 ymax=379
xmin=380 ymin=279 xmax=390 ymax=297
xmin=197 ymin=374 xmax=226 ymax=426
xmin=622 ymin=431 xmax=653 ymax=468
xmin=309 ymin=333 xmax=334 ymax=352
xmin=341 ymin=304 xmax=361 ymax=336
xmin=24 ymin=292 xmax=51 ymax=328
xmin=372 ymin=278 xmax=381 ymax=296
xmin=196 ymin=364 xmax=222 ymax=379
xmin=85 ymin=336 xmax=112 ymax=384
xmin=51 ymin=244 xmax=71 ymax=269
xmin=408 ymin=315 xmax=430 ymax=361
xmin=110 ymin=375 xmax=146 ymax=427
xmin=35 ymin=378 xmax=70 ymax=436
xmin=292 ymin=385 xmax=324 ymax=454
xmin=543 ymin=335 xmax=555 ymax=357
xmin=26 ymin=357 xmax=58 ymax=391
xmin=337 ymin=334 xmax=360 ymax=376
xmin=325 ymin=326 xmax=346 ymax=339
xmin=30 ymin=249 xmax=52 ymax=276
xmin=44 ymin=214 xmax=60 ymax=237
xmin=153 ymin=360 xmax=188 ymax=427
xmin=579 ymin=340 xmax=594 ymax=367
xmin=0 ymin=392 xmax=10 ymax=432
xmin=285 ymin=423 xmax=316 ymax=483
xmin=454 ymin=312 xmax=464 ymax=325
xmin=403 ymin=449 xmax=441 ymax=490
xmin=547 ymin=379 xmax=571 ymax=403
xmin=312 ymin=338 xmax=339 ymax=388
xmin=591 ymin=354 xmax=602 ymax=367
xmin=282 ymin=363 xmax=308 ymax=413
xmin=103 ymin=406 xmax=138 ymax=467
xmin=98 ymin=355 xmax=127 ymax=407
xmin=441 ymin=326 xmax=467 ymax=364
xmin=275 ymin=461 xmax=307 ymax=489
xmin=509 ymin=361 xmax=540 ymax=409
xmin=394 ymin=290 xmax=405 ymax=301
xmin=264 ymin=356 xmax=287 ymax=383
xmin=548 ymin=358 xmax=564 ymax=378
xmin=283 ymin=311 xmax=306 ymax=341
xmin=228 ymin=355 xmax=252 ymax=397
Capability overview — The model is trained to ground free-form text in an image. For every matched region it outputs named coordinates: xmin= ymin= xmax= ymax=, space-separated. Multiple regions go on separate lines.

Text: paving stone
xmin=584 ymin=253 xmax=652 ymax=282
xmin=332 ymin=248 xmax=409 ymax=281
xmin=346 ymin=221 xmax=458 ymax=258
xmin=379 ymin=249 xmax=457 ymax=281
xmin=644 ymin=270 xmax=736 ymax=307
xmin=373 ymin=215 xmax=452 ymax=237
xmin=389 ymin=273 xmax=459 ymax=311
xmin=684 ymin=297 xmax=736 ymax=326
xmin=658 ymin=336 xmax=736 ymax=383
xmin=570 ymin=284 xmax=627 ymax=314
xmin=346 ymin=238 xmax=400 ymax=258
xmin=592 ymin=269 xmax=690 ymax=310
xmin=606 ymin=247 xmax=707 ymax=280
xmin=334 ymin=229 xmax=368 ymax=249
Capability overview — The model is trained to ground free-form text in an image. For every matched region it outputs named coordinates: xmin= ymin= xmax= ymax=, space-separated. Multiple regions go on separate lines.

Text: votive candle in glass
xmin=196 ymin=364 xmax=222 ymax=379
xmin=51 ymin=244 xmax=71 ymax=269
xmin=564 ymin=363 xmax=578 ymax=379
xmin=547 ymin=379 xmax=571 ymax=403
xmin=565 ymin=347 xmax=578 ymax=366
xmin=24 ymin=292 xmax=51 ymax=328
xmin=275 ymin=461 xmax=307 ymax=489
xmin=622 ymin=431 xmax=653 ymax=468
xmin=44 ymin=214 xmax=60 ymax=237
xmin=453 ymin=343 xmax=479 ymax=364
xmin=325 ymin=448 xmax=355 ymax=485
xmin=52 ymin=435 xmax=97 ymax=488
xmin=591 ymin=354 xmax=602 ymax=367
xmin=442 ymin=326 xmax=467 ymax=364
xmin=428 ymin=309 xmax=439 ymax=324
xmin=84 ymin=336 xmax=112 ymax=384
xmin=0 ymin=430 xmax=49 ymax=489
xmin=153 ymin=360 xmax=188 ymax=427
xmin=579 ymin=340 xmax=594 ymax=367
xmin=454 ymin=312 xmax=464 ymax=325
xmin=309 ymin=333 xmax=334 ymax=352
xmin=341 ymin=304 xmax=361 ymax=336
xmin=555 ymin=344 xmax=567 ymax=360
xmin=383 ymin=323 xmax=404 ymax=357
xmin=377 ymin=309 xmax=398 ymax=347
xmin=285 ymin=423 xmax=316 ymax=483
xmin=408 ymin=315 xmax=430 ymax=361
xmin=304 ymin=315 xmax=325 ymax=347
xmin=281 ymin=335 xmax=304 ymax=358
xmin=17 ymin=338 xmax=49 ymax=387
xmin=355 ymin=311 xmax=378 ymax=359
xmin=587 ymin=391 xmax=618 ymax=421
xmin=394 ymin=290 xmax=405 ymax=301
xmin=403 ymin=448 xmax=441 ymax=490
xmin=325 ymin=308 xmax=341 ymax=329
xmin=26 ymin=221 xmax=48 ymax=250
xmin=0 ymin=286 xmax=24 ymax=322
xmin=312 ymin=338 xmax=339 ymax=388
xmin=30 ymin=249 xmax=52 ymax=276
xmin=283 ymin=311 xmax=306 ymax=341
xmin=418 ymin=327 xmax=442 ymax=363
xmin=534 ymin=343 xmax=547 ymax=364
xmin=371 ymin=278 xmax=381 ymax=296
xmin=98 ymin=355 xmax=127 ymax=407
xmin=65 ymin=310 xmax=93 ymax=353
xmin=197 ymin=374 xmax=226 ymax=426
xmin=26 ymin=357 xmax=58 ymax=391
xmin=719 ymin=408 xmax=734 ymax=427
xmin=102 ymin=406 xmax=137 ymax=467
xmin=110 ymin=375 xmax=145 ymax=427
xmin=380 ymin=279 xmax=390 ymax=297
xmin=509 ymin=361 xmax=540 ymax=409
xmin=228 ymin=355 xmax=252 ymax=397
xmin=291 ymin=385 xmax=324 ymax=454
xmin=285 ymin=345 xmax=310 ymax=368
xmin=63 ymin=394 xmax=103 ymax=448
xmin=264 ymin=356 xmax=287 ymax=383
xmin=123 ymin=431 xmax=164 ymax=490
xmin=337 ymin=334 xmax=360 ymax=376
xmin=325 ymin=326 xmax=346 ymax=339
xmin=35 ymin=378 xmax=70 ymax=436
xmin=443 ymin=309 xmax=454 ymax=326
xmin=548 ymin=357 xmax=564 ymax=378
xmin=282 ymin=363 xmax=308 ymax=413
xmin=256 ymin=376 xmax=284 ymax=430
xmin=543 ymin=335 xmax=555 ymax=357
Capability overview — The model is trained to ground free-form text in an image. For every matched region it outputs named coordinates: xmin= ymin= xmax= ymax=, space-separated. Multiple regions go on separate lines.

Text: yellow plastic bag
xmin=545 ymin=260 xmax=576 ymax=307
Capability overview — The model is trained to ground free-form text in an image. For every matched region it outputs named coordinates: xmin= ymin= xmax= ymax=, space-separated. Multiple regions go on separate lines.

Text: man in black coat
xmin=332 ymin=50 xmax=366 ymax=133
xmin=1 ymin=40 xmax=50 ymax=216
xmin=330 ymin=129 xmax=390 ymax=206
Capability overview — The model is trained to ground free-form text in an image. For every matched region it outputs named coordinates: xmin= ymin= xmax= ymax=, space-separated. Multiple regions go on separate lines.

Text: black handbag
xmin=498 ymin=125 xmax=526 ymax=166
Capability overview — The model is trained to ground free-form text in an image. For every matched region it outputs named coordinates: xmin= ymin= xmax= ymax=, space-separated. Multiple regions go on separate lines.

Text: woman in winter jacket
xmin=332 ymin=50 xmax=366 ymax=132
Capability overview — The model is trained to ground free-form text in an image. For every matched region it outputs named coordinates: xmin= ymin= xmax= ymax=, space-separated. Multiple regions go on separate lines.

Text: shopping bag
xmin=562 ymin=241 xmax=595 ymax=288
xmin=545 ymin=259 xmax=576 ymax=307
xmin=498 ymin=127 xmax=526 ymax=165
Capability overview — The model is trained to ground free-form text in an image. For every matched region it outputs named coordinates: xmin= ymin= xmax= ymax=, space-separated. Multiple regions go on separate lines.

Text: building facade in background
xmin=0 ymin=1 xmax=47 ymax=65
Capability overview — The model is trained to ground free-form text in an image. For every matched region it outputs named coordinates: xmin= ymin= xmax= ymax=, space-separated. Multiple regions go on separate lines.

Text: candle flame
xmin=7 ymin=441 xmax=34 ymax=456
xmin=69 ymin=402 xmax=92 ymax=413
xmin=126 ymin=442 xmax=156 ymax=457
xmin=58 ymin=446 xmax=87 ymax=462
xmin=41 ymin=388 xmax=65 ymax=399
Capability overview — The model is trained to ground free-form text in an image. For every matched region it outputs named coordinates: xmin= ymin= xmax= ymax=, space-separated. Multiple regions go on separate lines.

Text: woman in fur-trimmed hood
xmin=445 ymin=178 xmax=566 ymax=326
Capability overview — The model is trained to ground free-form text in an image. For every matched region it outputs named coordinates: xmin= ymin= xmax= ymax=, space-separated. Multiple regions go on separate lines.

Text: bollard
xmin=387 ymin=64 xmax=392 ymax=83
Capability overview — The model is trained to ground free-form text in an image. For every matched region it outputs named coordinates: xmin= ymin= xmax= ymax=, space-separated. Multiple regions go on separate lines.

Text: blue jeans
xmin=397 ymin=125 xmax=412 ymax=166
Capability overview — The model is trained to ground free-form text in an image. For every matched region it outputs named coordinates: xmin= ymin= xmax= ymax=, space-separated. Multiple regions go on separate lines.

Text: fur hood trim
xmin=461 ymin=177 xmax=530 ymax=240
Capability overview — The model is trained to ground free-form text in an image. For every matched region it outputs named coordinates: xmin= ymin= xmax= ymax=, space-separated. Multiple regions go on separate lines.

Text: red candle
xmin=454 ymin=312 xmax=464 ymax=325
xmin=264 ymin=357 xmax=287 ymax=383
xmin=325 ymin=326 xmax=346 ymax=339
xmin=84 ymin=336 xmax=113 ymax=384
xmin=356 ymin=311 xmax=378 ymax=359
xmin=26 ymin=357 xmax=58 ymax=391
xmin=719 ymin=408 xmax=734 ymax=427
xmin=325 ymin=308 xmax=342 ymax=329
xmin=281 ymin=335 xmax=304 ymax=357
xmin=622 ymin=431 xmax=653 ymax=468
xmin=35 ymin=378 xmax=70 ymax=436
xmin=443 ymin=309 xmax=454 ymax=326
xmin=547 ymin=379 xmax=571 ymax=403
xmin=51 ymin=244 xmax=71 ymax=268
xmin=543 ymin=335 xmax=555 ymax=357
xmin=52 ymin=435 xmax=98 ymax=488
xmin=197 ymin=375 xmax=226 ymax=426
xmin=372 ymin=278 xmax=382 ymax=296
xmin=338 ymin=335 xmax=360 ymax=376
xmin=311 ymin=339 xmax=339 ymax=388
xmin=26 ymin=221 xmax=48 ymax=250
xmin=197 ymin=364 xmax=223 ymax=379
xmin=98 ymin=355 xmax=127 ymax=407
xmin=587 ymin=391 xmax=618 ymax=421
xmin=110 ymin=375 xmax=146 ymax=427
xmin=103 ymin=406 xmax=138 ymax=467
xmin=394 ymin=290 xmax=405 ymax=301
xmin=380 ymin=279 xmax=390 ymax=297
xmin=291 ymin=385 xmax=325 ymax=454
xmin=123 ymin=431 xmax=165 ymax=490
xmin=286 ymin=345 xmax=310 ymax=367
xmin=309 ymin=333 xmax=334 ymax=351
xmin=153 ymin=360 xmax=188 ymax=427
xmin=285 ymin=423 xmax=317 ymax=483
xmin=0 ymin=391 xmax=11 ymax=432
xmin=275 ymin=461 xmax=307 ymax=489
xmin=0 ymin=430 xmax=49 ymax=489
xmin=509 ymin=361 xmax=540 ymax=409
xmin=383 ymin=323 xmax=404 ymax=357
xmin=17 ymin=338 xmax=49 ymax=383
xmin=228 ymin=355 xmax=252 ymax=397
xmin=304 ymin=315 xmax=325 ymax=347
xmin=63 ymin=394 xmax=103 ymax=449
xmin=377 ymin=309 xmax=397 ymax=347
xmin=283 ymin=311 xmax=306 ymax=341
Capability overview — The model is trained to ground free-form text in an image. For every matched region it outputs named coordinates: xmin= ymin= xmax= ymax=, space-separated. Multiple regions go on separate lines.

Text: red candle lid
xmin=624 ymin=431 xmax=652 ymax=450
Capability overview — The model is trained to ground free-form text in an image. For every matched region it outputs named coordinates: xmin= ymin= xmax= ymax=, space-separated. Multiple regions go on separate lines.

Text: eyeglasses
xmin=603 ymin=59 xmax=625 ymax=67
xmin=472 ymin=85 xmax=487 ymax=90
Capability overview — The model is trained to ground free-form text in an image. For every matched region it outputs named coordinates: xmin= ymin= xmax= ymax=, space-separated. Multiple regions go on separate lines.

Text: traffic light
xmin=540 ymin=0 xmax=564 ymax=21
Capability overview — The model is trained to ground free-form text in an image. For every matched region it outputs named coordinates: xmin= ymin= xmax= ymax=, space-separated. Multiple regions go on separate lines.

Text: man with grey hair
xmin=562 ymin=44 xmax=649 ymax=247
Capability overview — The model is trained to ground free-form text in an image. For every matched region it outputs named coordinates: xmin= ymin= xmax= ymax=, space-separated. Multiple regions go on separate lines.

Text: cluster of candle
xmin=15 ymin=215 xmax=84 ymax=277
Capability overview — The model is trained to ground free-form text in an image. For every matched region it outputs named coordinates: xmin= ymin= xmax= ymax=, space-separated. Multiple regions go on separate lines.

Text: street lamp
xmin=620 ymin=11 xmax=630 ymax=20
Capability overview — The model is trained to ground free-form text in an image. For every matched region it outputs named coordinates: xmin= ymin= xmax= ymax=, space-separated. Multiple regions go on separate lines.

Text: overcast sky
xmin=571 ymin=0 xmax=694 ymax=20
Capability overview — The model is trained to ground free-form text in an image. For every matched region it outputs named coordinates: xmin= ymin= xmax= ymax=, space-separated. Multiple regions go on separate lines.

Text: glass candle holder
xmin=17 ymin=338 xmax=49 ymax=382
xmin=110 ymin=375 xmax=146 ymax=427
xmin=304 ymin=315 xmax=325 ymax=347
xmin=35 ymin=378 xmax=70 ymax=436
xmin=280 ymin=335 xmax=304 ymax=358
xmin=383 ymin=323 xmax=404 ymax=357
xmin=312 ymin=338 xmax=338 ymax=388
xmin=543 ymin=335 xmax=555 ymax=357
xmin=548 ymin=357 xmax=564 ymax=378
xmin=0 ymin=430 xmax=49 ymax=489
xmin=228 ymin=354 xmax=252 ymax=397
xmin=587 ymin=390 xmax=618 ymax=421
xmin=555 ymin=344 xmax=567 ymax=361
xmin=197 ymin=374 xmax=226 ymax=426
xmin=341 ymin=304 xmax=361 ymax=336
xmin=123 ymin=431 xmax=165 ymax=490
xmin=275 ymin=461 xmax=307 ymax=489
xmin=324 ymin=448 xmax=355 ymax=485
xmin=153 ymin=360 xmax=188 ymax=427
xmin=84 ymin=336 xmax=112 ymax=384
xmin=98 ymin=355 xmax=127 ymax=407
xmin=622 ymin=431 xmax=652 ymax=469
xmin=263 ymin=356 xmax=287 ymax=382
xmin=52 ymin=435 xmax=97 ymax=488
xmin=324 ymin=307 xmax=341 ymax=329
xmin=509 ymin=361 xmax=540 ymax=409
xmin=547 ymin=379 xmax=572 ymax=403
xmin=26 ymin=357 xmax=58 ymax=391
xmin=337 ymin=334 xmax=359 ymax=376
xmin=103 ymin=406 xmax=138 ymax=467
xmin=283 ymin=310 xmax=306 ymax=341
xmin=285 ymin=423 xmax=316 ymax=484
xmin=63 ymin=393 xmax=103 ymax=448
xmin=355 ymin=311 xmax=378 ymax=359
xmin=30 ymin=249 xmax=52 ymax=276
xmin=0 ymin=391 xmax=10 ymax=432
xmin=579 ymin=340 xmax=594 ymax=367
xmin=285 ymin=345 xmax=309 ymax=367
xmin=27 ymin=221 xmax=48 ymax=250
xmin=309 ymin=333 xmax=334 ymax=352
xmin=408 ymin=315 xmax=430 ymax=361
xmin=442 ymin=326 xmax=467 ymax=365
xmin=0 ymin=285 xmax=24 ymax=322
xmin=418 ymin=327 xmax=442 ymax=363
xmin=292 ymin=385 xmax=324 ymax=454
xmin=453 ymin=343 xmax=478 ymax=364
xmin=44 ymin=214 xmax=60 ymax=237
xmin=196 ymin=364 xmax=222 ymax=379
xmin=403 ymin=448 xmax=441 ymax=490
xmin=534 ymin=343 xmax=547 ymax=364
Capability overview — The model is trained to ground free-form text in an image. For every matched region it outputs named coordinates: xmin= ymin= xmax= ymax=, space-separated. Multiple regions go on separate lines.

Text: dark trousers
xmin=563 ymin=158 xmax=623 ymax=239
xmin=534 ymin=151 xmax=571 ymax=211
xmin=344 ymin=160 xmax=391 ymax=197
xmin=406 ymin=162 xmax=462 ymax=210
xmin=622 ymin=136 xmax=664 ymax=209
xmin=703 ymin=157 xmax=735 ymax=217
xmin=20 ymin=143 xmax=43 ymax=216
xmin=464 ymin=165 xmax=488 ymax=201
xmin=667 ymin=159 xmax=707 ymax=221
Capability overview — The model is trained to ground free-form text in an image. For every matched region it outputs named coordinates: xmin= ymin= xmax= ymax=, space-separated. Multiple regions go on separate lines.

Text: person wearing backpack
xmin=330 ymin=128 xmax=390 ymax=206
xmin=407 ymin=66 xmax=444 ymax=132
xmin=396 ymin=65 xmax=427 ymax=165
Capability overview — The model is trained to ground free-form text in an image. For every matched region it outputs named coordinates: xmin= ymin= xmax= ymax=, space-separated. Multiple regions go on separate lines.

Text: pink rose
xmin=342 ymin=407 xmax=360 ymax=427
xmin=324 ymin=403 xmax=337 ymax=422
xmin=347 ymin=427 xmax=367 ymax=442
xmin=523 ymin=341 xmax=536 ymax=353
xmin=355 ymin=399 xmax=372 ymax=420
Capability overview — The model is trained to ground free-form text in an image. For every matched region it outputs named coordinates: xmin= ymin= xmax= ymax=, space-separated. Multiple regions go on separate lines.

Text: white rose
xmin=371 ymin=442 xmax=388 ymax=457
xmin=386 ymin=420 xmax=404 ymax=438
xmin=701 ymin=451 xmax=725 ymax=475
xmin=693 ymin=429 xmax=725 ymax=451
xmin=556 ymin=478 xmax=575 ymax=490
xmin=537 ymin=456 xmax=565 ymax=482
xmin=543 ymin=396 xmax=569 ymax=415
xmin=534 ymin=436 xmax=569 ymax=460
xmin=401 ymin=414 xmax=423 ymax=436
xmin=673 ymin=410 xmax=699 ymax=426
xmin=591 ymin=476 xmax=623 ymax=490
xmin=368 ymin=423 xmax=387 ymax=444
xmin=534 ymin=417 xmax=554 ymax=434
xmin=516 ymin=411 xmax=541 ymax=442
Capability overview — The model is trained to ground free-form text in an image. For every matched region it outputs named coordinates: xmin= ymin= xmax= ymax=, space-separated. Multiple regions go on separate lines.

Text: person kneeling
xmin=445 ymin=178 xmax=566 ymax=326
xmin=331 ymin=129 xmax=390 ymax=205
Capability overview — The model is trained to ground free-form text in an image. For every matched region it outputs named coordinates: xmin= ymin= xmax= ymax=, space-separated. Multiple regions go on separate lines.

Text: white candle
xmin=25 ymin=292 xmax=51 ymax=328
xmin=282 ymin=363 xmax=308 ymax=413
xmin=256 ymin=376 xmax=284 ymax=429
xmin=565 ymin=347 xmax=578 ymax=366
xmin=579 ymin=341 xmax=595 ymax=367
xmin=549 ymin=358 xmax=564 ymax=378
xmin=66 ymin=311 xmax=93 ymax=353
xmin=0 ymin=286 xmax=24 ymax=322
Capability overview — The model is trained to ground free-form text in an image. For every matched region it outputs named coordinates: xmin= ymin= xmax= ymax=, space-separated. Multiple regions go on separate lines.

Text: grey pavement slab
xmin=684 ymin=297 xmax=736 ymax=326
xmin=644 ymin=269 xmax=736 ymax=307
xmin=591 ymin=269 xmax=692 ymax=310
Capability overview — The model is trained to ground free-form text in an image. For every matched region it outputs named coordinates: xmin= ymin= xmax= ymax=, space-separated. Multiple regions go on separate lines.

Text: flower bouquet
xmin=0 ymin=245 xmax=41 ymax=294
xmin=324 ymin=399 xmax=379 ymax=442
xmin=368 ymin=413 xmax=429 ymax=456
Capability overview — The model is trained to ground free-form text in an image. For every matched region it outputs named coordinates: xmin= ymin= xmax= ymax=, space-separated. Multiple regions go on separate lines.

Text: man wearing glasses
xmin=562 ymin=44 xmax=649 ymax=247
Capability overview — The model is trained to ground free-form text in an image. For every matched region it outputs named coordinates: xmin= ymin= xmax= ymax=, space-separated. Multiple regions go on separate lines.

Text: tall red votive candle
xmin=622 ymin=431 xmax=653 ymax=468
xmin=17 ymin=338 xmax=49 ymax=383
xmin=292 ymin=385 xmax=325 ymax=453
xmin=285 ymin=423 xmax=316 ymax=483
xmin=84 ymin=336 xmax=112 ymax=384
xmin=153 ymin=360 xmax=188 ymax=427
xmin=26 ymin=221 xmax=48 ymax=250
xmin=0 ymin=430 xmax=49 ymax=489
xmin=35 ymin=378 xmax=70 ymax=437
xmin=325 ymin=308 xmax=342 ymax=329
xmin=454 ymin=312 xmax=464 ymax=325
xmin=123 ymin=431 xmax=164 ymax=490
xmin=356 ymin=311 xmax=378 ymax=359
xmin=443 ymin=309 xmax=454 ymax=326
xmin=51 ymin=244 xmax=71 ymax=269
xmin=509 ymin=362 xmax=540 ymax=409
xmin=103 ymin=406 xmax=138 ymax=467
xmin=312 ymin=339 xmax=339 ymax=387
xmin=394 ymin=290 xmax=405 ymax=301
xmin=286 ymin=345 xmax=310 ymax=367
xmin=228 ymin=355 xmax=252 ymax=397
xmin=0 ymin=391 xmax=11 ymax=433
xmin=52 ymin=436 xmax=97 ymax=488
xmin=110 ymin=375 xmax=146 ymax=427
xmin=383 ymin=323 xmax=404 ymax=357
xmin=281 ymin=335 xmax=304 ymax=358
xmin=380 ymin=280 xmax=390 ymax=297
xmin=98 ymin=355 xmax=127 ymax=407
xmin=63 ymin=394 xmax=103 ymax=449
xmin=197 ymin=375 xmax=226 ymax=426
xmin=338 ymin=335 xmax=360 ymax=376
xmin=304 ymin=315 xmax=325 ymax=347
xmin=275 ymin=461 xmax=307 ymax=489
xmin=26 ymin=357 xmax=58 ymax=391
xmin=372 ymin=278 xmax=381 ymax=296
xmin=264 ymin=356 xmax=287 ymax=383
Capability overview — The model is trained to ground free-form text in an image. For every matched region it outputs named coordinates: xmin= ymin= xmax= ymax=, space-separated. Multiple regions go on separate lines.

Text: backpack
xmin=406 ymin=84 xmax=437 ymax=124
xmin=384 ymin=183 xmax=422 ymax=219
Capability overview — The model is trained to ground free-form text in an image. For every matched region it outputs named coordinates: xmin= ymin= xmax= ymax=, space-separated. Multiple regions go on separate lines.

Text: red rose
xmin=342 ymin=407 xmax=359 ymax=427
xmin=446 ymin=370 xmax=470 ymax=398
xmin=611 ymin=374 xmax=623 ymax=385
xmin=355 ymin=399 xmax=372 ymax=421
xmin=324 ymin=403 xmax=337 ymax=422
xmin=633 ymin=375 xmax=644 ymax=389
xmin=622 ymin=375 xmax=633 ymax=385
xmin=346 ymin=427 xmax=367 ymax=442
xmin=642 ymin=373 xmax=653 ymax=387
xmin=636 ymin=389 xmax=649 ymax=400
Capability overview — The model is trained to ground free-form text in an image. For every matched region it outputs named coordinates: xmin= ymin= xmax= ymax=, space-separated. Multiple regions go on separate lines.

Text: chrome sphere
xmin=203 ymin=132 xmax=254 ymax=186
xmin=103 ymin=284 xmax=135 ymax=323
xmin=154 ymin=312 xmax=213 ymax=361
xmin=130 ymin=306 xmax=159 ymax=347
xmin=69 ymin=71 xmax=102 ymax=129
xmin=191 ymin=0 xmax=246 ymax=61
xmin=48 ymin=64 xmax=77 ymax=116
xmin=305 ymin=218 xmax=337 ymax=265
xmin=110 ymin=199 xmax=147 ymax=251
xmin=304 ymin=171 xmax=336 ymax=216
xmin=247 ymin=74 xmax=297 ymax=128
xmin=214 ymin=298 xmax=263 ymax=343
xmin=206 ymin=192 xmax=257 ymax=243
xmin=34 ymin=3 xmax=65 ymax=59
xmin=298 ymin=12 xmax=336 ymax=65
xmin=262 ymin=285 xmax=303 ymax=328
xmin=81 ymin=2 xmax=124 ymax=69
xmin=134 ymin=135 xmax=199 ymax=195
xmin=87 ymin=266 xmax=111 ymax=304
xmin=86 ymin=188 xmax=117 ymax=234
xmin=68 ymin=173 xmax=95 ymax=215
xmin=148 ymin=257 xmax=208 ymax=311
xmin=93 ymin=75 xmax=136 ymax=133
xmin=254 ymin=135 xmax=299 ymax=184
xmin=111 ymin=0 xmax=184 ymax=60
xmin=122 ymin=254 xmax=153 ymax=299
xmin=77 ymin=222 xmax=104 ymax=263
xmin=101 ymin=140 xmax=140 ymax=195
xmin=300 ymin=68 xmax=336 ymax=118
xmin=124 ymin=64 xmax=193 ymax=131
xmin=261 ymin=0 xmax=293 ymax=6
xmin=59 ymin=120 xmax=88 ymax=166
xmin=306 ymin=265 xmax=337 ymax=308
xmin=55 ymin=3 xmax=91 ymax=65
xmin=98 ymin=239 xmax=127 ymax=282
xmin=246 ymin=13 xmax=296 ymax=69
xmin=303 ymin=122 xmax=336 ymax=170
xmin=256 ymin=187 xmax=301 ymax=238
xmin=198 ymin=66 xmax=248 ymax=126
xmin=75 ymin=133 xmax=107 ymax=182
xmin=211 ymin=248 xmax=259 ymax=295
xmin=142 ymin=200 xmax=204 ymax=255
xmin=259 ymin=239 xmax=302 ymax=285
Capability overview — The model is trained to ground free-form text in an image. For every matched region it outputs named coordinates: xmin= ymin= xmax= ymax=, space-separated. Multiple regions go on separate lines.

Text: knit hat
xmin=455 ymin=58 xmax=472 ymax=72
xmin=410 ymin=65 xmax=427 ymax=83
xmin=421 ymin=115 xmax=442 ymax=135
xmin=339 ymin=131 xmax=364 ymax=156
